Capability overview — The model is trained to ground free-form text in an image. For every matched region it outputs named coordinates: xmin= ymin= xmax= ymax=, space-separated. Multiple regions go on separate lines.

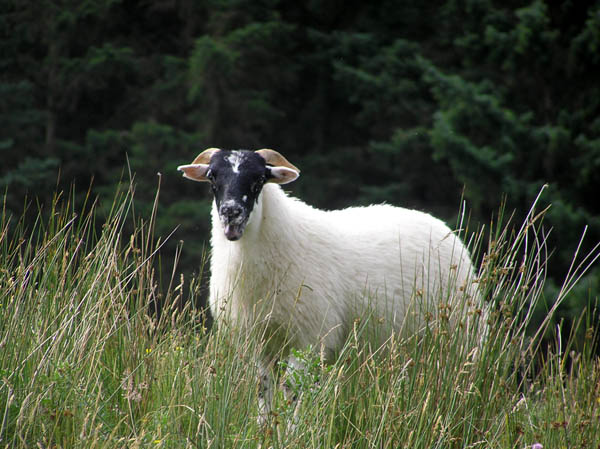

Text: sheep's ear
xmin=268 ymin=166 xmax=299 ymax=185
xmin=177 ymin=163 xmax=210 ymax=182
xmin=177 ymin=148 xmax=221 ymax=182
xmin=192 ymin=147 xmax=221 ymax=165
xmin=255 ymin=149 xmax=300 ymax=173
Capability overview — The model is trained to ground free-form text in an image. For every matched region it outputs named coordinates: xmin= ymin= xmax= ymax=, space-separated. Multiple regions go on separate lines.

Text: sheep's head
xmin=178 ymin=148 xmax=299 ymax=241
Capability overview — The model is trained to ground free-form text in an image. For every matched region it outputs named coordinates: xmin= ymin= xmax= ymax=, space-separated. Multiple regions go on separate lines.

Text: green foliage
xmin=188 ymin=36 xmax=238 ymax=102
xmin=0 ymin=157 xmax=60 ymax=194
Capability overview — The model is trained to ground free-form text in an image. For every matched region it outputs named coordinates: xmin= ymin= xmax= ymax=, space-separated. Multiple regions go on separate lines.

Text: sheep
xmin=178 ymin=148 xmax=483 ymax=425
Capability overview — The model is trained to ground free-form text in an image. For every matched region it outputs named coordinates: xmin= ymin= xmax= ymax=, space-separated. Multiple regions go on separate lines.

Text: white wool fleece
xmin=208 ymin=183 xmax=481 ymax=362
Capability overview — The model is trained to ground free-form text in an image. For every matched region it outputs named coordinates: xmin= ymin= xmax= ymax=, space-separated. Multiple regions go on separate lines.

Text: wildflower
xmin=531 ymin=444 xmax=542 ymax=449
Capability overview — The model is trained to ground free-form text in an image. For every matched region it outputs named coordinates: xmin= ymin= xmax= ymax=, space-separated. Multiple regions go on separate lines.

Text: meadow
xmin=0 ymin=184 xmax=598 ymax=449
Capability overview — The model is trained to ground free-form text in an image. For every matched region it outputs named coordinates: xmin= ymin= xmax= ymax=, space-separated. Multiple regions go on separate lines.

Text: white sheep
xmin=178 ymin=148 xmax=482 ymax=424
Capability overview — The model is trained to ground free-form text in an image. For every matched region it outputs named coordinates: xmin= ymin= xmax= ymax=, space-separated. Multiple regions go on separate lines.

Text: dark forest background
xmin=2 ymin=0 xmax=599 ymax=333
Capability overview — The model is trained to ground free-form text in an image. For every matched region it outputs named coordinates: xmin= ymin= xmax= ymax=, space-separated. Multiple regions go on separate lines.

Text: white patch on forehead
xmin=226 ymin=151 xmax=244 ymax=174
xmin=242 ymin=195 xmax=248 ymax=203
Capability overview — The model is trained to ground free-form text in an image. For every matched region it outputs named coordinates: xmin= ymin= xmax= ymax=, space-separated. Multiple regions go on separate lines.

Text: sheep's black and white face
xmin=206 ymin=150 xmax=268 ymax=240
xmin=178 ymin=148 xmax=299 ymax=241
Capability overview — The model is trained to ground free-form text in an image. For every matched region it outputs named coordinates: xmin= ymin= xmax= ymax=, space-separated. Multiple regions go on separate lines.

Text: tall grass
xmin=0 ymin=184 xmax=598 ymax=448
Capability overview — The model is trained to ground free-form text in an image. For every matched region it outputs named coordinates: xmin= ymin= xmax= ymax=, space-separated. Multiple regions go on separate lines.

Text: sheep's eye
xmin=251 ymin=179 xmax=264 ymax=194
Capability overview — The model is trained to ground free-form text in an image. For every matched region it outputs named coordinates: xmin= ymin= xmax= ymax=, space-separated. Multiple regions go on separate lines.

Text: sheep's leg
xmin=282 ymin=355 xmax=303 ymax=403
xmin=257 ymin=361 xmax=274 ymax=426
xmin=258 ymin=355 xmax=311 ymax=430
xmin=282 ymin=355 xmax=306 ymax=432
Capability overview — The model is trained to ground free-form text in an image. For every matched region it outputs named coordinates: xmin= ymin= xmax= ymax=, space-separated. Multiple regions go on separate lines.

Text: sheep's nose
xmin=220 ymin=203 xmax=243 ymax=221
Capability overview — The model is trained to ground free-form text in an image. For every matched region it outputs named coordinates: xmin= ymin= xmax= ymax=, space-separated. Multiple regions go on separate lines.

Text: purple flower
xmin=531 ymin=444 xmax=543 ymax=449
